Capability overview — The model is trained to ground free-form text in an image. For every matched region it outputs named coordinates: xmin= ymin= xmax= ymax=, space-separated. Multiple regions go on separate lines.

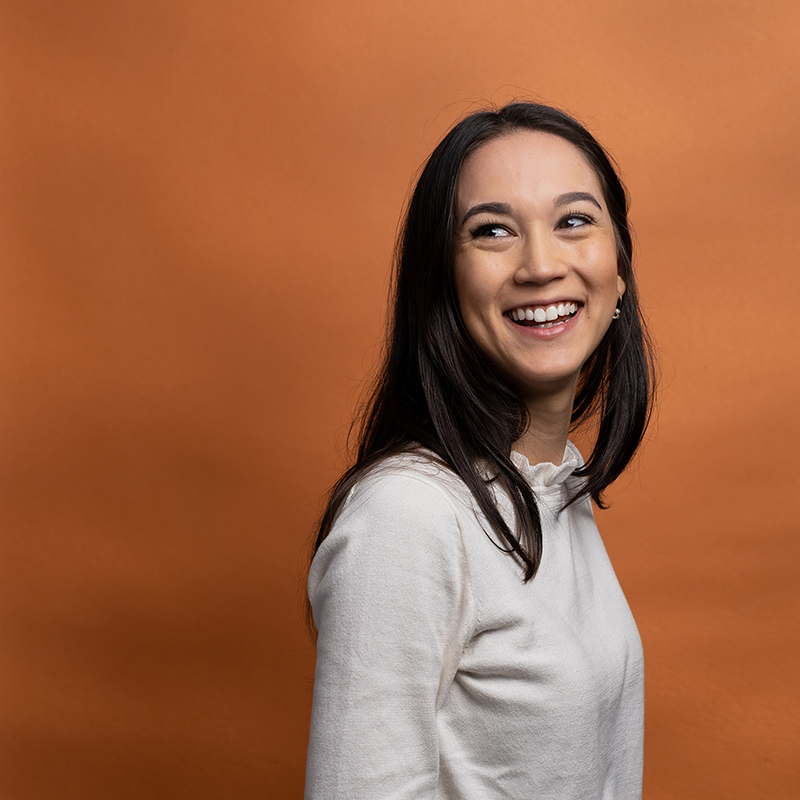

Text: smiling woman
xmin=453 ymin=132 xmax=627 ymax=465
xmin=305 ymin=102 xmax=657 ymax=800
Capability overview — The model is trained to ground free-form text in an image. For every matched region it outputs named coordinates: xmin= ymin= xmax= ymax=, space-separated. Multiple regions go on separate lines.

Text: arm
xmin=305 ymin=472 xmax=472 ymax=799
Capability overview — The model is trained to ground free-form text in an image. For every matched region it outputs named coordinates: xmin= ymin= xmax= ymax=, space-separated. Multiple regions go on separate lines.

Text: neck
xmin=513 ymin=384 xmax=576 ymax=466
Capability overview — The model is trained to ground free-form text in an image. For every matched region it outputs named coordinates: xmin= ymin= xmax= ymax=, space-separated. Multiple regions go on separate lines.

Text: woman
xmin=305 ymin=102 xmax=656 ymax=800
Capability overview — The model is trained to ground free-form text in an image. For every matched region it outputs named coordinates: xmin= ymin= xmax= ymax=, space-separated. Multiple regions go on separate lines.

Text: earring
xmin=612 ymin=295 xmax=622 ymax=320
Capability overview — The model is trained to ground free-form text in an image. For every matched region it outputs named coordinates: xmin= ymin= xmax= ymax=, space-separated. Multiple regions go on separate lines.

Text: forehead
xmin=456 ymin=131 xmax=605 ymax=209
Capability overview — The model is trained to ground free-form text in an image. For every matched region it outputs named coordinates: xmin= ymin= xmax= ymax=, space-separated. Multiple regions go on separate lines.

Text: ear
xmin=616 ymin=273 xmax=626 ymax=298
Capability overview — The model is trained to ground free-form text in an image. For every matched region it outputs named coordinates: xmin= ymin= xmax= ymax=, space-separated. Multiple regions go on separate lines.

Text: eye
xmin=558 ymin=212 xmax=595 ymax=230
xmin=469 ymin=222 xmax=511 ymax=239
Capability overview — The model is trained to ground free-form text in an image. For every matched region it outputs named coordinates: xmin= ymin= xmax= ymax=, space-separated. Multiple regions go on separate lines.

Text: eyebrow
xmin=460 ymin=192 xmax=602 ymax=226
xmin=460 ymin=202 xmax=512 ymax=226
xmin=554 ymin=191 xmax=602 ymax=210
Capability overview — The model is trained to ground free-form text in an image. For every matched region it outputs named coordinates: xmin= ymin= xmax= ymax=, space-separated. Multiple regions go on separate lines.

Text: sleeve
xmin=304 ymin=472 xmax=473 ymax=800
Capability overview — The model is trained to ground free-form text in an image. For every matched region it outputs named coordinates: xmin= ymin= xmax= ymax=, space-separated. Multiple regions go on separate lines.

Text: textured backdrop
xmin=1 ymin=0 xmax=798 ymax=797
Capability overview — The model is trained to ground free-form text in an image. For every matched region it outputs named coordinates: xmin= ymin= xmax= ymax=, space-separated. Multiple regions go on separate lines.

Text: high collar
xmin=510 ymin=440 xmax=583 ymax=489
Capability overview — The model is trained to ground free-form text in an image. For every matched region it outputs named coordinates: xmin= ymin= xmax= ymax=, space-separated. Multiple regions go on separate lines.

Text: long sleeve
xmin=304 ymin=447 xmax=644 ymax=800
xmin=305 ymin=471 xmax=474 ymax=800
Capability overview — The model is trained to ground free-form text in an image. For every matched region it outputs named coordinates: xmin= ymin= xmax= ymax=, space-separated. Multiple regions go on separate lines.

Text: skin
xmin=453 ymin=130 xmax=625 ymax=466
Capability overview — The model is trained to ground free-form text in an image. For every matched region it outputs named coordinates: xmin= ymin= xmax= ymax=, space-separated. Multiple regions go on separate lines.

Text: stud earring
xmin=612 ymin=296 xmax=622 ymax=320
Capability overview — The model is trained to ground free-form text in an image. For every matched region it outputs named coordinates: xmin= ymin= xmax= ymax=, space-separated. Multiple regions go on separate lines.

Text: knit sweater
xmin=305 ymin=444 xmax=644 ymax=799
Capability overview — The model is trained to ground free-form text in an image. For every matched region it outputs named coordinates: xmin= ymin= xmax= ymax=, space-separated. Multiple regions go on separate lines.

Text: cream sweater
xmin=306 ymin=444 xmax=643 ymax=799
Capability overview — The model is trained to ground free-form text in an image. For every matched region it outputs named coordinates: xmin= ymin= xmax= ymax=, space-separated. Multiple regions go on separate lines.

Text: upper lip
xmin=504 ymin=299 xmax=582 ymax=313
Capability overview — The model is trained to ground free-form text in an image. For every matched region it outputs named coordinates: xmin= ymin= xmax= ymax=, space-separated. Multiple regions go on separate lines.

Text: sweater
xmin=305 ymin=443 xmax=644 ymax=799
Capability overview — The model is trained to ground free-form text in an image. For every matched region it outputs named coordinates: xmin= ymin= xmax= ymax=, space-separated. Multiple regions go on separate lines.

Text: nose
xmin=514 ymin=233 xmax=568 ymax=285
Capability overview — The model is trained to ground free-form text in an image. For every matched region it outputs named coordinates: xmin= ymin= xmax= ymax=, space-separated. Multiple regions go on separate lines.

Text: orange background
xmin=2 ymin=1 xmax=798 ymax=797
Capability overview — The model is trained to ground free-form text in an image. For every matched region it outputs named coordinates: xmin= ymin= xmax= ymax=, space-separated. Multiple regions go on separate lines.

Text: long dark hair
xmin=311 ymin=101 xmax=656 ymax=599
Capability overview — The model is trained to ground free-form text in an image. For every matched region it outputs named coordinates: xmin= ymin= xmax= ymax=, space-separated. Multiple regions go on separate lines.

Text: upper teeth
xmin=510 ymin=303 xmax=578 ymax=322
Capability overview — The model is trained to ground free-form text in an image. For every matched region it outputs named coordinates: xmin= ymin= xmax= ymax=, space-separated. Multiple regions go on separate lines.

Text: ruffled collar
xmin=510 ymin=440 xmax=583 ymax=489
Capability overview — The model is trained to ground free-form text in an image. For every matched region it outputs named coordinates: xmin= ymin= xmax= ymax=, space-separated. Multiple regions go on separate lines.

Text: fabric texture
xmin=305 ymin=443 xmax=644 ymax=799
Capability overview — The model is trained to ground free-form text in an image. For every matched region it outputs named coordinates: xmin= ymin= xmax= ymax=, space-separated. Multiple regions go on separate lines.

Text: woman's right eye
xmin=470 ymin=223 xmax=510 ymax=239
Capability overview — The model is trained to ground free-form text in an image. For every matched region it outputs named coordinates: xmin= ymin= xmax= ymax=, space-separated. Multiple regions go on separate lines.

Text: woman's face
xmin=453 ymin=130 xmax=625 ymax=405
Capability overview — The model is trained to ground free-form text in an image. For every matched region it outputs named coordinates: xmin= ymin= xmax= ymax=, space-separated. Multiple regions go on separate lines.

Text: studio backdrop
xmin=1 ymin=0 xmax=798 ymax=797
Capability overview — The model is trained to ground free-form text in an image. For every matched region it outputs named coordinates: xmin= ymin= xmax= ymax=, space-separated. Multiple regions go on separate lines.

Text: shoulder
xmin=341 ymin=449 xmax=472 ymax=519
xmin=308 ymin=451 xmax=474 ymax=596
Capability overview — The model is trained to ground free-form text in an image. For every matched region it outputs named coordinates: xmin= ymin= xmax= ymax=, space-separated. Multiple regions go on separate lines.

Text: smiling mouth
xmin=507 ymin=302 xmax=579 ymax=328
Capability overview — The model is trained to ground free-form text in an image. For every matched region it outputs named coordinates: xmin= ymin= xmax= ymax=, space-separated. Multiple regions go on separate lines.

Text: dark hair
xmin=310 ymin=101 xmax=656 ymax=608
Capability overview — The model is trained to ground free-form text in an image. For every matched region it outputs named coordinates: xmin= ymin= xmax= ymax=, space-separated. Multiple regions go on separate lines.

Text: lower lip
xmin=504 ymin=307 xmax=582 ymax=339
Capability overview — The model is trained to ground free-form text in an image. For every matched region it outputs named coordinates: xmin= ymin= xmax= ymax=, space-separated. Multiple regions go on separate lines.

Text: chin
xmin=511 ymin=371 xmax=582 ymax=399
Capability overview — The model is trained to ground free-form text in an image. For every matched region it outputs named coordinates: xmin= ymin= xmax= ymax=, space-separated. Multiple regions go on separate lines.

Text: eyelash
xmin=559 ymin=210 xmax=596 ymax=228
xmin=468 ymin=210 xmax=597 ymax=239
xmin=468 ymin=220 xmax=508 ymax=239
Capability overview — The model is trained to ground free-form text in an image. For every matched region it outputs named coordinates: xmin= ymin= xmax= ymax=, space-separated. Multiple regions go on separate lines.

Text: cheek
xmin=593 ymin=243 xmax=623 ymax=297
xmin=457 ymin=291 xmax=486 ymax=348
xmin=453 ymin=269 xmax=471 ymax=324
xmin=454 ymin=270 xmax=497 ymax=360
xmin=454 ymin=259 xmax=488 ymax=321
